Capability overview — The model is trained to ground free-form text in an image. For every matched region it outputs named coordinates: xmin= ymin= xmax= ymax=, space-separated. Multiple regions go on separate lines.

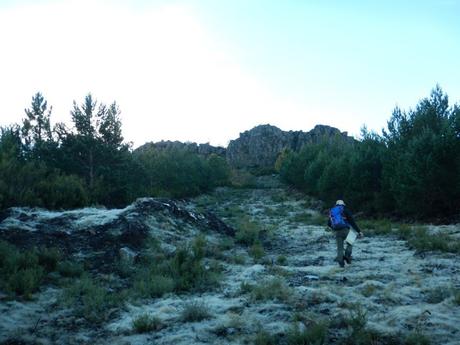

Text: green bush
xmin=7 ymin=267 xmax=45 ymax=299
xmin=230 ymin=169 xmax=256 ymax=188
xmin=424 ymin=286 xmax=451 ymax=304
xmin=453 ymin=289 xmax=460 ymax=305
xmin=132 ymin=313 xmax=163 ymax=333
xmin=396 ymin=225 xmax=460 ymax=254
xmin=404 ymin=332 xmax=431 ymax=345
xmin=249 ymin=242 xmax=265 ymax=261
xmin=57 ymin=260 xmax=84 ymax=278
xmin=38 ymin=247 xmax=61 ymax=272
xmin=276 ymin=255 xmax=287 ymax=266
xmin=360 ymin=219 xmax=393 ymax=236
xmin=0 ymin=241 xmax=62 ymax=299
xmin=243 ymin=277 xmax=292 ymax=303
xmin=133 ymin=274 xmax=175 ymax=298
xmin=133 ymin=235 xmax=221 ymax=295
xmin=235 ymin=216 xmax=262 ymax=246
xmin=254 ymin=329 xmax=277 ymax=345
xmin=180 ymin=300 xmax=212 ymax=322
xmin=61 ymin=274 xmax=120 ymax=323
xmin=286 ymin=322 xmax=328 ymax=345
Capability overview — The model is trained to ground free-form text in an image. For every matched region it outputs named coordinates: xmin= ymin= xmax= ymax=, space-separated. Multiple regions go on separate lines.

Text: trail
xmin=1 ymin=176 xmax=459 ymax=344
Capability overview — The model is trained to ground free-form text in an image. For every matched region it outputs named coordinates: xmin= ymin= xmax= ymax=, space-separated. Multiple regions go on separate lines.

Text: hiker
xmin=327 ymin=200 xmax=363 ymax=268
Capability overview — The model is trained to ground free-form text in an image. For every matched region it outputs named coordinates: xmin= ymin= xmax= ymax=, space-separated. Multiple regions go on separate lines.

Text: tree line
xmin=278 ymin=86 xmax=460 ymax=220
xmin=0 ymin=93 xmax=230 ymax=210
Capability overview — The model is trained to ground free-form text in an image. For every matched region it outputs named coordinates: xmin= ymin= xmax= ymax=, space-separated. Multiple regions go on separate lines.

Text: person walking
xmin=327 ymin=200 xmax=363 ymax=268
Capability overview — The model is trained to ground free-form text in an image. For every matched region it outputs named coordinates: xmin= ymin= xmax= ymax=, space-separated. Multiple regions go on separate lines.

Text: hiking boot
xmin=344 ymin=256 xmax=352 ymax=265
xmin=338 ymin=260 xmax=345 ymax=268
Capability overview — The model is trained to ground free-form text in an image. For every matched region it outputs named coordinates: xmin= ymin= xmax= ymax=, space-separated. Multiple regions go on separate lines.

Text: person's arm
xmin=344 ymin=208 xmax=361 ymax=233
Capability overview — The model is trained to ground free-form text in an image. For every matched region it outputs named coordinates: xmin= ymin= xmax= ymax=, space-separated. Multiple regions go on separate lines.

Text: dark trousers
xmin=335 ymin=228 xmax=352 ymax=266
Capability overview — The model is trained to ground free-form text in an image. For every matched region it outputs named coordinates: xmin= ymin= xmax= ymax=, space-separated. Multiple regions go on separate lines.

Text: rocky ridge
xmin=226 ymin=124 xmax=352 ymax=169
xmin=134 ymin=124 xmax=352 ymax=170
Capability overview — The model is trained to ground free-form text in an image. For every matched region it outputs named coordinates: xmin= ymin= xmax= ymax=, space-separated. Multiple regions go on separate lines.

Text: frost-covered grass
xmin=60 ymin=274 xmax=123 ymax=324
xmin=241 ymin=277 xmax=293 ymax=303
xmin=2 ymin=176 xmax=459 ymax=344
xmin=286 ymin=322 xmax=328 ymax=345
xmin=361 ymin=220 xmax=460 ymax=254
xmin=132 ymin=313 xmax=163 ymax=333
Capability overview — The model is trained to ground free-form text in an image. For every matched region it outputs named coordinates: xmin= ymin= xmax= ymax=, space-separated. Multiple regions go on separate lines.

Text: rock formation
xmin=0 ymin=198 xmax=234 ymax=272
xmin=226 ymin=124 xmax=352 ymax=170
xmin=133 ymin=124 xmax=352 ymax=171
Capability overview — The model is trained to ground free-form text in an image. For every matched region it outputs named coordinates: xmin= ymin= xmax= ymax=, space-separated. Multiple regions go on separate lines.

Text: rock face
xmin=226 ymin=124 xmax=352 ymax=169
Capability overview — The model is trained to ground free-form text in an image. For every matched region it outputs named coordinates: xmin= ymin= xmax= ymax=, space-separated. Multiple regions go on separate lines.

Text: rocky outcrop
xmin=134 ymin=140 xmax=226 ymax=157
xmin=133 ymin=124 xmax=352 ymax=171
xmin=226 ymin=124 xmax=353 ymax=169
xmin=0 ymin=198 xmax=235 ymax=272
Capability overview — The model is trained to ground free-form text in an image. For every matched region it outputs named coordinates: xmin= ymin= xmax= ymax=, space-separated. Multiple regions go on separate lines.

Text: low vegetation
xmin=286 ymin=322 xmax=328 ymax=345
xmin=131 ymin=313 xmax=163 ymax=333
xmin=359 ymin=221 xmax=460 ymax=254
xmin=241 ymin=277 xmax=293 ymax=303
xmin=180 ymin=300 xmax=212 ymax=322
xmin=0 ymin=240 xmax=62 ymax=299
xmin=60 ymin=274 xmax=122 ymax=324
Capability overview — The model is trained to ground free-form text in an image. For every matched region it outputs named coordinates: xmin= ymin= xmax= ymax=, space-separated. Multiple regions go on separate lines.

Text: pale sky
xmin=1 ymin=0 xmax=459 ymax=148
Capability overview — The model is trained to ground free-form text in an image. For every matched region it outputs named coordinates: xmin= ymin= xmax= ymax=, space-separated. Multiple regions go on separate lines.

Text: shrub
xmin=132 ymin=313 xmax=163 ymax=333
xmin=245 ymin=278 xmax=292 ymax=303
xmin=0 ymin=241 xmax=59 ymax=299
xmin=232 ymin=254 xmax=246 ymax=265
xmin=7 ymin=267 xmax=45 ymax=299
xmin=286 ymin=322 xmax=328 ymax=345
xmin=254 ymin=329 xmax=277 ymax=345
xmin=180 ymin=300 xmax=212 ymax=322
xmin=276 ymin=255 xmax=287 ymax=266
xmin=360 ymin=219 xmax=393 ymax=236
xmin=307 ymin=214 xmax=326 ymax=226
xmin=396 ymin=225 xmax=459 ymax=253
xmin=249 ymin=242 xmax=265 ymax=261
xmin=133 ymin=274 xmax=175 ymax=298
xmin=61 ymin=274 xmax=120 ymax=323
xmin=397 ymin=224 xmax=412 ymax=240
xmin=454 ymin=289 xmax=460 ymax=305
xmin=169 ymin=246 xmax=221 ymax=292
xmin=292 ymin=212 xmax=313 ymax=223
xmin=134 ymin=236 xmax=222 ymax=295
xmin=361 ymin=284 xmax=377 ymax=298
xmin=424 ymin=286 xmax=451 ymax=304
xmin=235 ymin=216 xmax=262 ymax=246
xmin=57 ymin=260 xmax=84 ymax=278
xmin=218 ymin=237 xmax=235 ymax=251
xmin=230 ymin=169 xmax=256 ymax=188
xmin=38 ymin=247 xmax=61 ymax=272
xmin=404 ymin=332 xmax=431 ymax=345
xmin=192 ymin=234 xmax=207 ymax=260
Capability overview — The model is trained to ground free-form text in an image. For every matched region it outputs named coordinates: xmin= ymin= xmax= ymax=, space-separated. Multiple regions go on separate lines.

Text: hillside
xmin=0 ymin=176 xmax=459 ymax=344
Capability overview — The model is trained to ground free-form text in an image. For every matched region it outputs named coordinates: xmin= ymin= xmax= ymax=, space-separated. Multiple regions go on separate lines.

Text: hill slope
xmin=0 ymin=176 xmax=459 ymax=344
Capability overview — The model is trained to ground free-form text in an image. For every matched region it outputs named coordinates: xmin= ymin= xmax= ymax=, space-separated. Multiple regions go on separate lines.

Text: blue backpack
xmin=329 ymin=205 xmax=348 ymax=230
